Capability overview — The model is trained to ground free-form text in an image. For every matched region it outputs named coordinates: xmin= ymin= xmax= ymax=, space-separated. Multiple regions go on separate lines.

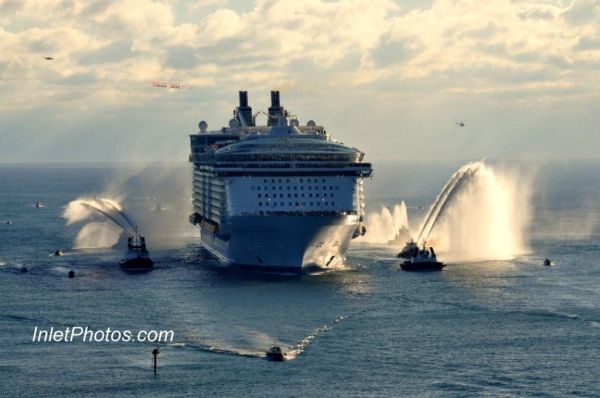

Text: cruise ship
xmin=188 ymin=91 xmax=372 ymax=273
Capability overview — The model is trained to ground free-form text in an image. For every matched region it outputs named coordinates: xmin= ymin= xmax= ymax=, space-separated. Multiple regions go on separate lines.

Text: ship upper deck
xmin=189 ymin=90 xmax=372 ymax=176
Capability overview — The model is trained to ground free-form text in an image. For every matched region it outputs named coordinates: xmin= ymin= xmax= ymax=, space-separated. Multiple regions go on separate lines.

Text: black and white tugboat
xmin=266 ymin=346 xmax=286 ymax=362
xmin=397 ymin=239 xmax=418 ymax=259
xmin=400 ymin=244 xmax=445 ymax=271
xmin=120 ymin=234 xmax=153 ymax=272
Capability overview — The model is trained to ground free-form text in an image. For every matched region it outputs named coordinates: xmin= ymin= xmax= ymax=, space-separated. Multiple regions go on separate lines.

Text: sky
xmin=1 ymin=0 xmax=599 ymax=163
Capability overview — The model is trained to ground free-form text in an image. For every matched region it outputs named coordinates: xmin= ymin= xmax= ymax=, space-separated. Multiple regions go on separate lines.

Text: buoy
xmin=68 ymin=270 xmax=75 ymax=278
xmin=152 ymin=345 xmax=160 ymax=374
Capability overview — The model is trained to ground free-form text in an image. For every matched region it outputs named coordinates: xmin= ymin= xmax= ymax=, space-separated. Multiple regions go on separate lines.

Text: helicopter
xmin=43 ymin=56 xmax=54 ymax=60
xmin=456 ymin=120 xmax=465 ymax=127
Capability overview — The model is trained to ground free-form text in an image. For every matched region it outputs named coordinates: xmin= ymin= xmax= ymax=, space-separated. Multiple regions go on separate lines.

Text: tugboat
xmin=400 ymin=244 xmax=445 ymax=271
xmin=543 ymin=258 xmax=554 ymax=266
xmin=397 ymin=239 xmax=419 ymax=259
xmin=266 ymin=346 xmax=286 ymax=362
xmin=119 ymin=234 xmax=153 ymax=272
xmin=54 ymin=249 xmax=63 ymax=256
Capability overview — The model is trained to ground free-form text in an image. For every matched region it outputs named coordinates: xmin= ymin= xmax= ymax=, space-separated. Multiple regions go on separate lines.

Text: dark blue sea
xmin=1 ymin=161 xmax=599 ymax=397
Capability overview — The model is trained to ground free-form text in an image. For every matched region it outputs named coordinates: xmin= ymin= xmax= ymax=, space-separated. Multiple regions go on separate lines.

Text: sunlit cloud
xmin=1 ymin=0 xmax=600 ymax=162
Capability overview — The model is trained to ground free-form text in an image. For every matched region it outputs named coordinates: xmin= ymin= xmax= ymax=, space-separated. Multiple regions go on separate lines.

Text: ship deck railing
xmin=234 ymin=210 xmax=358 ymax=217
xmin=194 ymin=161 xmax=371 ymax=169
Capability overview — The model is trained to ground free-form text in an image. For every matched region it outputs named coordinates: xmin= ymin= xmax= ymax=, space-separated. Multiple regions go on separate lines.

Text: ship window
xmin=265 ymin=193 xmax=268 ymax=198
xmin=294 ymin=194 xmax=298 ymax=198
xmin=289 ymin=202 xmax=292 ymax=206
xmin=259 ymin=202 xmax=262 ymax=206
xmin=330 ymin=186 xmax=333 ymax=189
xmin=265 ymin=202 xmax=269 ymax=206
xmin=322 ymin=179 xmax=325 ymax=182
xmin=325 ymin=202 xmax=328 ymax=205
xmin=294 ymin=187 xmax=297 ymax=190
xmin=295 ymin=202 xmax=299 ymax=206
xmin=309 ymin=194 xmax=313 ymax=197
xmin=308 ymin=186 xmax=312 ymax=190
xmin=271 ymin=179 xmax=275 ymax=183
xmin=300 ymin=179 xmax=303 ymax=182
xmin=300 ymin=186 xmax=304 ymax=190
xmin=286 ymin=179 xmax=290 ymax=183
xmin=301 ymin=194 xmax=304 ymax=197
xmin=330 ymin=193 xmax=334 ymax=197
xmin=332 ymin=202 xmax=335 ymax=206
xmin=264 ymin=179 xmax=267 ymax=183
xmin=279 ymin=187 xmax=282 ymax=190
xmin=288 ymin=194 xmax=291 ymax=198
xmin=279 ymin=194 xmax=283 ymax=198
xmin=273 ymin=202 xmax=277 ymax=207
xmin=257 ymin=187 xmax=261 ymax=191
xmin=310 ymin=202 xmax=314 ymax=206
xmin=280 ymin=202 xmax=284 ymax=206
xmin=287 ymin=187 xmax=290 ymax=190
xmin=258 ymin=194 xmax=262 ymax=198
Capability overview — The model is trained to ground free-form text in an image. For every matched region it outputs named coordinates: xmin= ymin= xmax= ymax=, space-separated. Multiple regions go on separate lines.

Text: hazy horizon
xmin=2 ymin=0 xmax=600 ymax=163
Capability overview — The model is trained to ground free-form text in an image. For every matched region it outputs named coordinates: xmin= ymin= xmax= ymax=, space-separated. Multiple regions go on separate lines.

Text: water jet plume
xmin=419 ymin=161 xmax=532 ymax=262
xmin=358 ymin=201 xmax=410 ymax=244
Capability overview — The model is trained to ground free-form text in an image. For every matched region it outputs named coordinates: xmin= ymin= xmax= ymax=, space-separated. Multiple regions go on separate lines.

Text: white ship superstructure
xmin=189 ymin=91 xmax=372 ymax=272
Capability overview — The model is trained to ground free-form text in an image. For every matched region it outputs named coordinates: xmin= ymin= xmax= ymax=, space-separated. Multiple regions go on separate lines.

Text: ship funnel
xmin=268 ymin=90 xmax=284 ymax=126
xmin=239 ymin=91 xmax=248 ymax=107
xmin=236 ymin=90 xmax=253 ymax=127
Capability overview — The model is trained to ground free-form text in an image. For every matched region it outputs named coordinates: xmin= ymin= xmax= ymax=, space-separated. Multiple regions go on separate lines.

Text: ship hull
xmin=199 ymin=214 xmax=359 ymax=273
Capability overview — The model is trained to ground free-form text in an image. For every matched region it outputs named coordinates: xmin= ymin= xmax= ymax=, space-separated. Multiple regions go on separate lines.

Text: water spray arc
xmin=419 ymin=161 xmax=531 ymax=261
xmin=78 ymin=202 xmax=134 ymax=236
xmin=416 ymin=165 xmax=479 ymax=243
xmin=63 ymin=198 xmax=141 ymax=249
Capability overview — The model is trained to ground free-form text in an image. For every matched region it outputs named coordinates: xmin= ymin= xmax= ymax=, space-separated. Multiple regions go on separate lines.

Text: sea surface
xmin=1 ymin=161 xmax=599 ymax=397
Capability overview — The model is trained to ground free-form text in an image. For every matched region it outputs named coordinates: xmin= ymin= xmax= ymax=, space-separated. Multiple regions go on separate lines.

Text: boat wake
xmin=173 ymin=315 xmax=348 ymax=361
xmin=285 ymin=315 xmax=347 ymax=360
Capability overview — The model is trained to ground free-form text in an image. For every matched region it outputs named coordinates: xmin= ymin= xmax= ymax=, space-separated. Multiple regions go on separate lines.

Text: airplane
xmin=456 ymin=121 xmax=465 ymax=127
xmin=43 ymin=57 xmax=54 ymax=60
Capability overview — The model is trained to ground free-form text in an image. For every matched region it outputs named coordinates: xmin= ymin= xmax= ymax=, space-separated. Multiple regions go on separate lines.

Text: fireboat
xmin=400 ymin=243 xmax=445 ymax=271
xmin=120 ymin=234 xmax=153 ymax=272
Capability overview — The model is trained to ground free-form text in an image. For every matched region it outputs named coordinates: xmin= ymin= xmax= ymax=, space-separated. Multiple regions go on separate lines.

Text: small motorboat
xmin=120 ymin=234 xmax=153 ymax=272
xmin=543 ymin=258 xmax=554 ymax=266
xmin=35 ymin=201 xmax=44 ymax=208
xmin=266 ymin=346 xmax=286 ymax=362
xmin=54 ymin=249 xmax=63 ymax=256
xmin=400 ymin=244 xmax=445 ymax=271
xmin=397 ymin=239 xmax=418 ymax=259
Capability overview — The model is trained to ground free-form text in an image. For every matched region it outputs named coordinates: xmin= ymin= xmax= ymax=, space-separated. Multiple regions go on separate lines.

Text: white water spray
xmin=63 ymin=198 xmax=135 ymax=249
xmin=420 ymin=161 xmax=532 ymax=261
xmin=358 ymin=201 xmax=410 ymax=244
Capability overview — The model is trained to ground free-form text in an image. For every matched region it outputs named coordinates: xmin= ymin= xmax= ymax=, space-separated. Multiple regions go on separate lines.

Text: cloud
xmin=2 ymin=0 xmax=600 ymax=162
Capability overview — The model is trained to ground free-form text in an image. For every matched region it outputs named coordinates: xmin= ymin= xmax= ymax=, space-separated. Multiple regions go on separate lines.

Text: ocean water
xmin=1 ymin=161 xmax=599 ymax=397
